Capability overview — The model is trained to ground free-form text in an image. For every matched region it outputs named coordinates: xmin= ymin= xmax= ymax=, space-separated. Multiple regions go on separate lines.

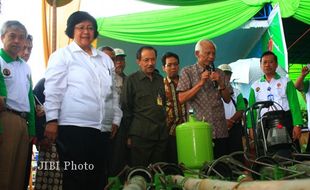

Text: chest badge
xmin=255 ymin=87 xmax=260 ymax=92
xmin=277 ymin=83 xmax=282 ymax=88
xmin=2 ymin=68 xmax=11 ymax=76
xmin=157 ymin=94 xmax=163 ymax=106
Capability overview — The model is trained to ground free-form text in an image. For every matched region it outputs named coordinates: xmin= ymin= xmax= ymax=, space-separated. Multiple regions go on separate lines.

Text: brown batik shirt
xmin=164 ymin=76 xmax=187 ymax=136
xmin=176 ymin=63 xmax=228 ymax=139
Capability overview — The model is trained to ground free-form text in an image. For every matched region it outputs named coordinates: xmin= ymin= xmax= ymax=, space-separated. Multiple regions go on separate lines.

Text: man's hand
xmin=0 ymin=96 xmax=6 ymax=112
xmin=210 ymin=71 xmax=220 ymax=83
xmin=35 ymin=105 xmax=45 ymax=117
xmin=301 ymin=66 xmax=310 ymax=77
xmin=110 ymin=124 xmax=118 ymax=139
xmin=292 ymin=126 xmax=301 ymax=140
xmin=226 ymin=119 xmax=234 ymax=130
xmin=199 ymin=70 xmax=211 ymax=85
xmin=44 ymin=121 xmax=58 ymax=143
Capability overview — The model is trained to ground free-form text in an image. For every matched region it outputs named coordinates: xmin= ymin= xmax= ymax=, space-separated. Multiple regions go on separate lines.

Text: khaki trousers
xmin=0 ymin=111 xmax=29 ymax=190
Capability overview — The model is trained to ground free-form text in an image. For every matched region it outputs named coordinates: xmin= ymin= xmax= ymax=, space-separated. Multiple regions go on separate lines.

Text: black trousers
xmin=167 ymin=135 xmax=178 ymax=164
xmin=228 ymin=122 xmax=244 ymax=162
xmin=108 ymin=121 xmax=130 ymax=177
xmin=57 ymin=126 xmax=109 ymax=190
xmin=130 ymin=136 xmax=168 ymax=167
xmin=213 ymin=137 xmax=229 ymax=159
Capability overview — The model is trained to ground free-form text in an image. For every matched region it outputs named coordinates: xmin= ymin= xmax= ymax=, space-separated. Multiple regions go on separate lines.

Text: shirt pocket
xmin=136 ymin=92 xmax=154 ymax=108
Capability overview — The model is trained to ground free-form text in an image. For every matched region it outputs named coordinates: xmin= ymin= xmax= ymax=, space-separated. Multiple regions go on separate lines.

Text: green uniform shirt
xmin=121 ymin=70 xmax=168 ymax=140
xmin=247 ymin=73 xmax=302 ymax=128
xmin=0 ymin=49 xmax=35 ymax=135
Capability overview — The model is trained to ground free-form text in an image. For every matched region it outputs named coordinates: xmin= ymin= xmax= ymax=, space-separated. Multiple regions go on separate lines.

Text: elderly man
xmin=177 ymin=39 xmax=231 ymax=158
xmin=0 ymin=20 xmax=35 ymax=190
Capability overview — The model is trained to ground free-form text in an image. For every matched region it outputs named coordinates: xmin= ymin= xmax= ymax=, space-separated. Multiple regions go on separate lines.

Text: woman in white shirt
xmin=43 ymin=11 xmax=122 ymax=190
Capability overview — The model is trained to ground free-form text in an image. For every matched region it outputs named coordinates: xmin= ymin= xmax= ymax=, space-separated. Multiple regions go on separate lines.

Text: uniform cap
xmin=114 ymin=48 xmax=126 ymax=56
xmin=218 ymin=64 xmax=232 ymax=73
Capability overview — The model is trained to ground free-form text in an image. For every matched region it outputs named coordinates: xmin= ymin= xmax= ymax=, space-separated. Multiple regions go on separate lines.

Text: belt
xmin=5 ymin=108 xmax=27 ymax=120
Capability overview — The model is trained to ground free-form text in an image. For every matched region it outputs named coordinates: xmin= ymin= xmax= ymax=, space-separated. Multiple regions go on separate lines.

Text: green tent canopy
xmin=96 ymin=0 xmax=310 ymax=45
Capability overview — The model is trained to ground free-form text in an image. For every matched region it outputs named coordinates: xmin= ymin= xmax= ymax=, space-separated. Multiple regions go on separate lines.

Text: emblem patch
xmin=3 ymin=68 xmax=11 ymax=76
xmin=255 ymin=87 xmax=260 ymax=92
xmin=277 ymin=83 xmax=281 ymax=88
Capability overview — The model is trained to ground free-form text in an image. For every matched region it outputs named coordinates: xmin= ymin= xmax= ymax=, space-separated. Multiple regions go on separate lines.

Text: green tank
xmin=176 ymin=114 xmax=214 ymax=169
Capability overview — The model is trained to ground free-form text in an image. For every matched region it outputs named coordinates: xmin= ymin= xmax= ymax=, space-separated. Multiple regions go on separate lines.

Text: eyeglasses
xmin=74 ymin=26 xmax=94 ymax=31
xmin=165 ymin=63 xmax=179 ymax=67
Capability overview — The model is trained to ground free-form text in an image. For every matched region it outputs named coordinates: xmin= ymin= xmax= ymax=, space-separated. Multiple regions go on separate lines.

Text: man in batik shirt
xmin=162 ymin=52 xmax=187 ymax=163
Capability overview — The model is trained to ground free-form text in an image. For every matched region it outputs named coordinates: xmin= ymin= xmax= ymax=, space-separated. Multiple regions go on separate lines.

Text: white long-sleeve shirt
xmin=44 ymin=41 xmax=122 ymax=132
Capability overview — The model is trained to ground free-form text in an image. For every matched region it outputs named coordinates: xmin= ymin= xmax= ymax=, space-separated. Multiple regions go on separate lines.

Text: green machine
xmin=176 ymin=113 xmax=214 ymax=169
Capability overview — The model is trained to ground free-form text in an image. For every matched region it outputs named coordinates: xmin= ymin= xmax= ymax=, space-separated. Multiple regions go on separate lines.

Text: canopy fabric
xmin=243 ymin=0 xmax=310 ymax=22
xmin=97 ymin=0 xmax=261 ymax=45
xmin=140 ymin=0 xmax=225 ymax=6
xmin=141 ymin=0 xmax=310 ymax=24
xmin=293 ymin=0 xmax=310 ymax=24
xmin=97 ymin=0 xmax=309 ymax=45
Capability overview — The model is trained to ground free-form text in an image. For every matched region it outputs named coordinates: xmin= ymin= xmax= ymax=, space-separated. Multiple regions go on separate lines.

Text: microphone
xmin=210 ymin=62 xmax=218 ymax=89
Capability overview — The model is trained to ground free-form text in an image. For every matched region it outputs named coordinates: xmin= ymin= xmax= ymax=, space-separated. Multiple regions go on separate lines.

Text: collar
xmin=0 ymin=49 xmax=23 ymax=63
xmin=195 ymin=63 xmax=205 ymax=73
xmin=260 ymin=72 xmax=281 ymax=82
xmin=137 ymin=70 xmax=159 ymax=81
xmin=69 ymin=41 xmax=99 ymax=57
xmin=166 ymin=76 xmax=179 ymax=84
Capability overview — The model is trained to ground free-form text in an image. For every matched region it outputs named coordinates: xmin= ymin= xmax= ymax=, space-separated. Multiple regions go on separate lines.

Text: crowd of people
xmin=0 ymin=10 xmax=309 ymax=190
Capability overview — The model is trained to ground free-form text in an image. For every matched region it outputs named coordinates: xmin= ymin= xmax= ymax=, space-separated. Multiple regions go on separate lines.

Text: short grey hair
xmin=0 ymin=20 xmax=27 ymax=37
xmin=195 ymin=39 xmax=217 ymax=52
